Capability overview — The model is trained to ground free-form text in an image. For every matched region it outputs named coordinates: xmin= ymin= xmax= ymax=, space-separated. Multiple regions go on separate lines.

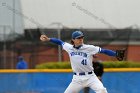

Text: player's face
xmin=72 ymin=36 xmax=84 ymax=46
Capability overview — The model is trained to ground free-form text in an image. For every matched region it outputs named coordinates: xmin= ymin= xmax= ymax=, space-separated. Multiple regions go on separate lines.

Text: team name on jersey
xmin=70 ymin=52 xmax=87 ymax=57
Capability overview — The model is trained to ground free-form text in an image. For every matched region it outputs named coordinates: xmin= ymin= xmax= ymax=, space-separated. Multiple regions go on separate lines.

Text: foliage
xmin=102 ymin=61 xmax=140 ymax=68
xmin=36 ymin=61 xmax=140 ymax=69
xmin=36 ymin=62 xmax=71 ymax=69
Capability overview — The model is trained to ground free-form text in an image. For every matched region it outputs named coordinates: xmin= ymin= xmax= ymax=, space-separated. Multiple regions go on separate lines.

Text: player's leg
xmin=64 ymin=81 xmax=83 ymax=93
xmin=89 ymin=75 xmax=108 ymax=93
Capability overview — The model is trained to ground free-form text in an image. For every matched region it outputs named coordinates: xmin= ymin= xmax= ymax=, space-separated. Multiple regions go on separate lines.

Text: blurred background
xmin=0 ymin=0 xmax=140 ymax=93
xmin=0 ymin=0 xmax=140 ymax=69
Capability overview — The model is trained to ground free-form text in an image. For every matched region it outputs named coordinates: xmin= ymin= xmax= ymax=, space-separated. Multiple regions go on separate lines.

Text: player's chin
xmin=79 ymin=41 xmax=83 ymax=44
xmin=78 ymin=42 xmax=83 ymax=45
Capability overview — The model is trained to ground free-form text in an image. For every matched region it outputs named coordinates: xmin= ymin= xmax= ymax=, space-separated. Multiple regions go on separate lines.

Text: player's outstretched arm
xmin=40 ymin=34 xmax=64 ymax=45
xmin=99 ymin=48 xmax=116 ymax=56
xmin=99 ymin=48 xmax=126 ymax=61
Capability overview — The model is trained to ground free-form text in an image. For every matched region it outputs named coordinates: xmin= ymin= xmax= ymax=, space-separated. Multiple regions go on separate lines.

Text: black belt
xmin=74 ymin=71 xmax=93 ymax=75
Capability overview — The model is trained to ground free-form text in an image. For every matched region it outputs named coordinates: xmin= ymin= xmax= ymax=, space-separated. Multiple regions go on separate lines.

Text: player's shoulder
xmin=83 ymin=44 xmax=96 ymax=48
xmin=63 ymin=42 xmax=73 ymax=47
xmin=82 ymin=44 xmax=100 ymax=51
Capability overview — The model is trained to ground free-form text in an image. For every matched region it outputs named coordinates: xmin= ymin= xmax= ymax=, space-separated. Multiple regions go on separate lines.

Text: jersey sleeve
xmin=62 ymin=42 xmax=72 ymax=52
xmin=90 ymin=45 xmax=101 ymax=55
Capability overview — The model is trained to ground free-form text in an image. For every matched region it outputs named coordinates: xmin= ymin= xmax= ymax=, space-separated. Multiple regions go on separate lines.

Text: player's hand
xmin=40 ymin=35 xmax=50 ymax=42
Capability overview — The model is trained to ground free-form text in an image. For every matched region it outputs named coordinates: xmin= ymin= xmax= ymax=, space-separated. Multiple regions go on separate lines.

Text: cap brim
xmin=75 ymin=35 xmax=84 ymax=39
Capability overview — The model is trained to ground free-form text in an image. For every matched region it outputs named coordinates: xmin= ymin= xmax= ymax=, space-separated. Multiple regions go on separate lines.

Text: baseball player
xmin=40 ymin=30 xmax=125 ymax=93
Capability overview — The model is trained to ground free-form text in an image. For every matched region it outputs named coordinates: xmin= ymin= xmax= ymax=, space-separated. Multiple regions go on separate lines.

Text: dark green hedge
xmin=35 ymin=61 xmax=140 ymax=69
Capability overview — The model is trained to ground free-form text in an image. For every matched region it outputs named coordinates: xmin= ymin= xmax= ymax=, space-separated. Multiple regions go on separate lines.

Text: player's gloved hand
xmin=116 ymin=49 xmax=126 ymax=61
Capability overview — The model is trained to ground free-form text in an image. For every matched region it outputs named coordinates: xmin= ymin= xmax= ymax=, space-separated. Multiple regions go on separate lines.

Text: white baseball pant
xmin=64 ymin=73 xmax=107 ymax=93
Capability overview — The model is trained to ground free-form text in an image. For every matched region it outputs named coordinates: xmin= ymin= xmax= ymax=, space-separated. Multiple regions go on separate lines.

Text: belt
xmin=73 ymin=71 xmax=93 ymax=75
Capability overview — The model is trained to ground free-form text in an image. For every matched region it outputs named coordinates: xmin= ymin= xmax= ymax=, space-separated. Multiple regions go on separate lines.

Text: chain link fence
xmin=0 ymin=26 xmax=140 ymax=69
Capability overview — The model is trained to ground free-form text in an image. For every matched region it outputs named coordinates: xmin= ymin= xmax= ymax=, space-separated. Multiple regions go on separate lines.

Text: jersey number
xmin=81 ymin=59 xmax=87 ymax=65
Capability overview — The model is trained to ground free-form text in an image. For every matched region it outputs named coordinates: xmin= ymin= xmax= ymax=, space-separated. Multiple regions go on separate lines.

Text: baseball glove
xmin=116 ymin=49 xmax=126 ymax=61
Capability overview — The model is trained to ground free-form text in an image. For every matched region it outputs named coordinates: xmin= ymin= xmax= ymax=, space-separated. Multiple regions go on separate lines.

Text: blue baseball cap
xmin=72 ymin=30 xmax=84 ymax=39
xmin=18 ymin=56 xmax=24 ymax=61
